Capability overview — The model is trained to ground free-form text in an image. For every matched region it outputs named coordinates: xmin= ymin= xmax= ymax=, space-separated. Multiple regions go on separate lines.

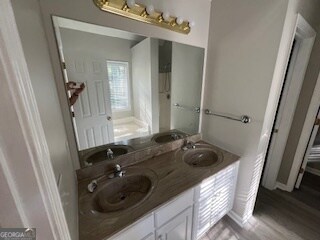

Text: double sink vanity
xmin=77 ymin=132 xmax=239 ymax=240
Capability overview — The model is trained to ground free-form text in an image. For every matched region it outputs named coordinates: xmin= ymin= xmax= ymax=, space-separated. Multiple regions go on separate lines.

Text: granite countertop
xmin=78 ymin=140 xmax=239 ymax=240
xmin=78 ymin=130 xmax=188 ymax=168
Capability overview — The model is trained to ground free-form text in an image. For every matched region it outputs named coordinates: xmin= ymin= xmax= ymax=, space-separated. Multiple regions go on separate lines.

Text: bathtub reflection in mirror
xmin=53 ymin=16 xmax=205 ymax=166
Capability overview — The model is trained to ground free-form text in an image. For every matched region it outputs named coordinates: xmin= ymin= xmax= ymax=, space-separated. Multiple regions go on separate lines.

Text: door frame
xmin=295 ymin=109 xmax=320 ymax=188
xmin=288 ymin=72 xmax=320 ymax=190
xmin=0 ymin=0 xmax=71 ymax=238
xmin=262 ymin=14 xmax=316 ymax=191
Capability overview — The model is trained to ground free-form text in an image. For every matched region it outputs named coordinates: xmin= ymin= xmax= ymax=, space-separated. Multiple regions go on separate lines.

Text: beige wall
xmin=39 ymin=0 xmax=211 ymax=49
xmin=11 ymin=1 xmax=78 ymax=238
xmin=202 ymin=0 xmax=289 ymax=222
xmin=278 ymin=0 xmax=320 ymax=184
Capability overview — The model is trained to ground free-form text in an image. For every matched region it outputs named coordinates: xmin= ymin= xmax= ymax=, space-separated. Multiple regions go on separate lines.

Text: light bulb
xmin=176 ymin=17 xmax=183 ymax=25
xmin=162 ymin=11 xmax=170 ymax=21
xmin=146 ymin=5 xmax=154 ymax=15
xmin=126 ymin=0 xmax=135 ymax=9
xmin=189 ymin=21 xmax=195 ymax=28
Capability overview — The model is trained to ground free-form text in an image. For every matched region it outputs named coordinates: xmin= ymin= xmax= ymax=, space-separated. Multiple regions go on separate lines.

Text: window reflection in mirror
xmin=52 ymin=16 xmax=205 ymax=162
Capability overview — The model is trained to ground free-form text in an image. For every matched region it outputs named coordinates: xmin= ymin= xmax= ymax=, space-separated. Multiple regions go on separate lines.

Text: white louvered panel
xmin=193 ymin=161 xmax=239 ymax=240
xmin=194 ymin=197 xmax=213 ymax=238
xmin=194 ymin=173 xmax=215 ymax=201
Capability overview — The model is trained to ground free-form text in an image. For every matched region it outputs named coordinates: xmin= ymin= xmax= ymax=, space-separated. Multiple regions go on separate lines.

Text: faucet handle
xmin=87 ymin=180 xmax=97 ymax=193
xmin=106 ymin=148 xmax=114 ymax=159
xmin=115 ymin=164 xmax=121 ymax=171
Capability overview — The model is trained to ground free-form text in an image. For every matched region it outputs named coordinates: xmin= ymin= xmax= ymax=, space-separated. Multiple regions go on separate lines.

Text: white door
xmin=131 ymin=38 xmax=159 ymax=134
xmin=156 ymin=207 xmax=192 ymax=240
xmin=65 ymin=54 xmax=114 ymax=150
xmin=295 ymin=110 xmax=320 ymax=188
xmin=261 ymin=15 xmax=317 ymax=190
xmin=263 ymin=32 xmax=315 ymax=189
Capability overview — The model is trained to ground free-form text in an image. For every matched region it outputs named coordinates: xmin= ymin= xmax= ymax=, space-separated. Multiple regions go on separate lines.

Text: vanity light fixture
xmin=176 ymin=16 xmax=184 ymax=25
xmin=93 ymin=0 xmax=191 ymax=34
xmin=126 ymin=0 xmax=135 ymax=9
xmin=189 ymin=21 xmax=195 ymax=28
xmin=146 ymin=5 xmax=155 ymax=15
xmin=162 ymin=11 xmax=170 ymax=22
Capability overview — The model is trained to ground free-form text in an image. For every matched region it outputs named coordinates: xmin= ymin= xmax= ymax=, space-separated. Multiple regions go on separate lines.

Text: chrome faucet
xmin=106 ymin=148 xmax=114 ymax=160
xmin=87 ymin=164 xmax=125 ymax=193
xmin=182 ymin=140 xmax=196 ymax=151
xmin=108 ymin=164 xmax=125 ymax=179
xmin=87 ymin=180 xmax=98 ymax=193
xmin=171 ymin=133 xmax=179 ymax=140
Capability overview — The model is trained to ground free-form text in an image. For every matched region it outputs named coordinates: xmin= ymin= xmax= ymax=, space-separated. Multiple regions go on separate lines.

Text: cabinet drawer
xmin=155 ymin=188 xmax=194 ymax=228
xmin=110 ymin=214 xmax=154 ymax=240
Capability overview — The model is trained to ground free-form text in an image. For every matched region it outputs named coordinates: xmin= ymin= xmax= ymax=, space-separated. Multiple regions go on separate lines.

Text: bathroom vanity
xmin=46 ymin=13 xmax=239 ymax=240
xmin=77 ymin=135 xmax=239 ymax=240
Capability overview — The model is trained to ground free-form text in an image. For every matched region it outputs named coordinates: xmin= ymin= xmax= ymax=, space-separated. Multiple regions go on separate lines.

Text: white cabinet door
xmin=110 ymin=214 xmax=154 ymax=240
xmin=193 ymin=162 xmax=239 ymax=240
xmin=155 ymin=189 xmax=194 ymax=228
xmin=156 ymin=207 xmax=193 ymax=240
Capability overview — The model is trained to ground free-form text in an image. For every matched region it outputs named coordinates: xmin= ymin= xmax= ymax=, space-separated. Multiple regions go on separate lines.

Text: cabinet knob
xmin=107 ymin=116 xmax=112 ymax=121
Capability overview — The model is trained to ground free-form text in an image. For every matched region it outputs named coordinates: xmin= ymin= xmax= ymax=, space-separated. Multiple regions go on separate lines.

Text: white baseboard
xmin=306 ymin=166 xmax=320 ymax=176
xmin=228 ymin=210 xmax=245 ymax=228
xmin=275 ymin=182 xmax=292 ymax=192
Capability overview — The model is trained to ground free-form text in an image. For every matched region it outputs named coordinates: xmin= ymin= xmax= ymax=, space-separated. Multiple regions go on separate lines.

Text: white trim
xmin=228 ymin=210 xmax=245 ymax=228
xmin=295 ymin=121 xmax=319 ymax=188
xmin=0 ymin=149 xmax=28 ymax=225
xmin=0 ymin=0 xmax=71 ymax=238
xmin=306 ymin=166 xmax=320 ymax=177
xmin=198 ymin=47 xmax=208 ymax=134
xmin=262 ymin=14 xmax=316 ymax=190
xmin=275 ymin=182 xmax=292 ymax=192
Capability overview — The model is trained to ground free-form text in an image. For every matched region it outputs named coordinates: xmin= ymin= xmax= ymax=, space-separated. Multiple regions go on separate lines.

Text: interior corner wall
xmin=11 ymin=0 xmax=78 ymax=238
xmin=171 ymin=43 xmax=204 ymax=134
xmin=277 ymin=0 xmax=320 ymax=184
xmin=201 ymin=0 xmax=288 ymax=222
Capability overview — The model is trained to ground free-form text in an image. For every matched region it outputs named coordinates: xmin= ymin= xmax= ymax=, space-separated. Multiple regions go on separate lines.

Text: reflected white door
xmin=65 ymin=54 xmax=114 ymax=150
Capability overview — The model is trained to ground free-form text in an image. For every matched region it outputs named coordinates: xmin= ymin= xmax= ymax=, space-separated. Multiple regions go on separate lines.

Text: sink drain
xmin=119 ymin=193 xmax=127 ymax=201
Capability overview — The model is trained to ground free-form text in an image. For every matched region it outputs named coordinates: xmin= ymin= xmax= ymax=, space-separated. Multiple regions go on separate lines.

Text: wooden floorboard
xmin=201 ymin=181 xmax=320 ymax=240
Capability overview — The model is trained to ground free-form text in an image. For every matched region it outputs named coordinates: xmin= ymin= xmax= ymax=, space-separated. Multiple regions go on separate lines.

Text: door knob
xmin=107 ymin=116 xmax=112 ymax=121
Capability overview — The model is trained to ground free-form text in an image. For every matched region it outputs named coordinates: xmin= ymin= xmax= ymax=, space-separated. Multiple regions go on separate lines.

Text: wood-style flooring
xmin=201 ymin=173 xmax=320 ymax=240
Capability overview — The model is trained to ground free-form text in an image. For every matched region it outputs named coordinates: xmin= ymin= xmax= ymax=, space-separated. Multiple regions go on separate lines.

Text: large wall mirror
xmin=52 ymin=16 xmax=205 ymax=167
